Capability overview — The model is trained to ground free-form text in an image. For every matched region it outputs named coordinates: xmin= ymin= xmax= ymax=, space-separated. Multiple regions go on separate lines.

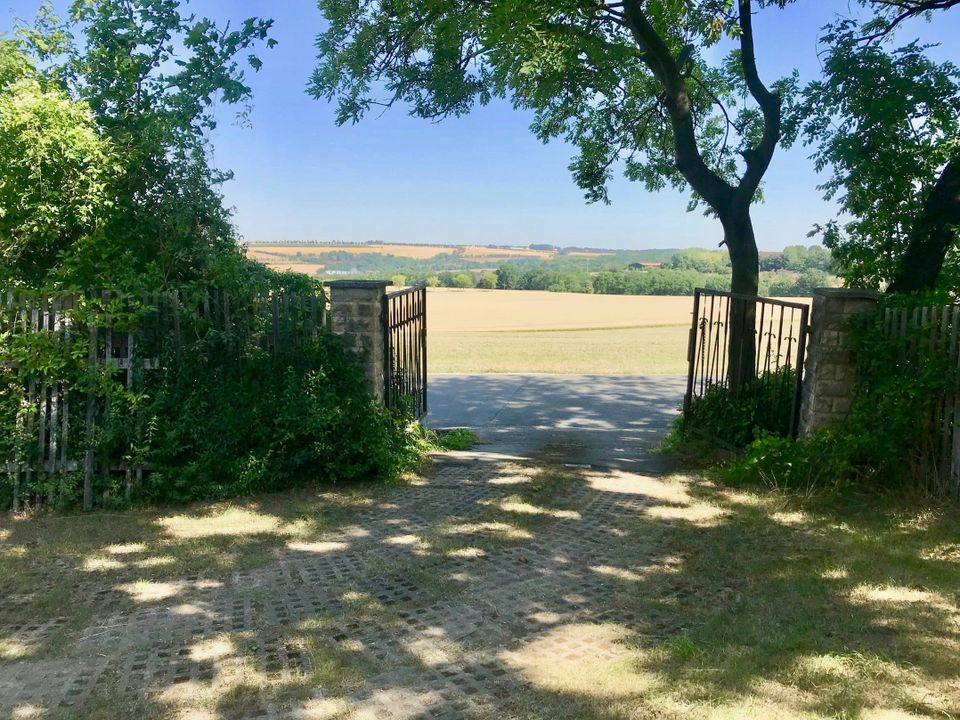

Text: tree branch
xmin=734 ymin=0 xmax=781 ymax=204
xmin=887 ymin=154 xmax=960 ymax=292
xmin=861 ymin=0 xmax=960 ymax=43
xmin=620 ymin=0 xmax=734 ymax=211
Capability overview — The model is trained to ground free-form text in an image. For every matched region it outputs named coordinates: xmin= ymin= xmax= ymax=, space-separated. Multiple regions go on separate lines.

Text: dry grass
xmin=477 ymin=468 xmax=960 ymax=720
xmin=458 ymin=245 xmax=553 ymax=259
xmin=426 ymin=288 xmax=695 ymax=332
xmin=425 ymin=289 xmax=810 ymax=374
xmin=258 ymin=261 xmax=325 ymax=275
xmin=247 ymin=243 xmax=456 ymax=260
xmin=431 ymin=325 xmax=690 ymax=374
xmin=608 ymin=483 xmax=960 ymax=720
xmin=0 ymin=488 xmax=376 ymax=644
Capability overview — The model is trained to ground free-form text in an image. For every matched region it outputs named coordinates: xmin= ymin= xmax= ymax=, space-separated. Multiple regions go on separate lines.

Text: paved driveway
xmin=428 ymin=374 xmax=686 ymax=472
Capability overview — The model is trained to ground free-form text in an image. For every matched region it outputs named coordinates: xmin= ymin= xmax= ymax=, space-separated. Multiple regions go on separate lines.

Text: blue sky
xmin=3 ymin=1 xmax=959 ymax=250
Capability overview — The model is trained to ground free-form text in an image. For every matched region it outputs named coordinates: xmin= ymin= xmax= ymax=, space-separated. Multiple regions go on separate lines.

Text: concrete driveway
xmin=427 ymin=374 xmax=686 ymax=472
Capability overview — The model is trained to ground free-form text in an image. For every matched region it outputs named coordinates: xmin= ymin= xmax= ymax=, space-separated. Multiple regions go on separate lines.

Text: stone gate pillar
xmin=326 ymin=280 xmax=389 ymax=402
xmin=799 ymin=288 xmax=881 ymax=436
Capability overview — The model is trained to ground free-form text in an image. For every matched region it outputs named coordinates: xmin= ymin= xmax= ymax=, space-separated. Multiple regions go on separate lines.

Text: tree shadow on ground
xmin=2 ymin=452 xmax=958 ymax=720
xmin=0 ymin=486 xmax=381 ymax=664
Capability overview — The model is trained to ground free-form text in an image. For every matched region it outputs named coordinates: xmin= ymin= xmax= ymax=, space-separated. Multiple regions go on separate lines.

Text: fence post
xmin=799 ymin=287 xmax=882 ymax=436
xmin=326 ymin=280 xmax=390 ymax=402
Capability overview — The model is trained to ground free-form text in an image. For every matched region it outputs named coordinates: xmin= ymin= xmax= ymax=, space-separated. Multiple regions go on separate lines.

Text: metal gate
xmin=383 ymin=283 xmax=427 ymax=419
xmin=684 ymin=288 xmax=810 ymax=437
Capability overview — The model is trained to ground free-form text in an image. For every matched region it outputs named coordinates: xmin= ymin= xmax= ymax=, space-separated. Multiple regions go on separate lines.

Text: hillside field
xmin=246 ymin=242 xmax=571 ymax=271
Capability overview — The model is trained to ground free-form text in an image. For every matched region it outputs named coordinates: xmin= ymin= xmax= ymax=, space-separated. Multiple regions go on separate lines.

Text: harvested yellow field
xmin=263 ymin=262 xmax=325 ymax=275
xmin=247 ymin=243 xmax=456 ymax=259
xmin=459 ymin=245 xmax=553 ymax=260
xmin=246 ymin=242 xmax=561 ymax=262
xmin=425 ymin=289 xmax=810 ymax=374
xmin=430 ymin=326 xmax=690 ymax=374
xmin=426 ymin=288 xmax=695 ymax=332
xmin=427 ymin=288 xmax=695 ymax=374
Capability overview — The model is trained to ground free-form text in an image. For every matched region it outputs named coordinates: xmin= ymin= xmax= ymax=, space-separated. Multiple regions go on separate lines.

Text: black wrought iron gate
xmin=383 ymin=283 xmax=427 ymax=419
xmin=684 ymin=288 xmax=810 ymax=437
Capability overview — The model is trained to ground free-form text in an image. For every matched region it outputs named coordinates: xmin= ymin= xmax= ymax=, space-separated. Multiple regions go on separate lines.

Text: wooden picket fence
xmin=1 ymin=288 xmax=328 ymax=511
xmin=880 ymin=303 xmax=960 ymax=499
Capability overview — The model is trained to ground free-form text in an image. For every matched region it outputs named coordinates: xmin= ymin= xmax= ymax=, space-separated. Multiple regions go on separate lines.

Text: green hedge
xmin=123 ymin=336 xmax=418 ymax=504
xmin=1 ymin=288 xmax=423 ymax=510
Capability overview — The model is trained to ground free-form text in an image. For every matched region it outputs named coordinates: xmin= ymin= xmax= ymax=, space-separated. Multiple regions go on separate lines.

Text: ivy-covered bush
xmin=720 ymin=427 xmax=861 ymax=493
xmin=0 ymin=6 xmax=417 ymax=511
xmin=673 ymin=367 xmax=798 ymax=449
xmin=127 ymin=336 xmax=418 ymax=503
xmin=0 ymin=287 xmax=424 ymax=510
xmin=722 ymin=303 xmax=959 ymax=495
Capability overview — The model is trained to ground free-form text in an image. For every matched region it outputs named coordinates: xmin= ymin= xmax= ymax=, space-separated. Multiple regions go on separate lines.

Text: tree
xmin=670 ymin=249 xmax=729 ymax=273
xmin=496 ymin=264 xmax=522 ymax=290
xmin=476 ymin=272 xmax=498 ymax=289
xmin=311 ymin=0 xmax=799 ymax=386
xmin=759 ymin=254 xmax=788 ymax=271
xmin=450 ymin=272 xmax=475 ymax=288
xmin=11 ymin=0 xmax=275 ymax=290
xmin=802 ymin=7 xmax=960 ymax=293
xmin=0 ymin=40 xmax=117 ymax=287
xmin=860 ymin=1 xmax=960 ymax=42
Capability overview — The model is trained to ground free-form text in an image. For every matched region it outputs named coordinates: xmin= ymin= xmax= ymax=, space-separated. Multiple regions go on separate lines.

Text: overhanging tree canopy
xmin=311 ymin=0 xmax=798 ymax=384
xmin=4 ymin=0 xmax=276 ymax=291
xmin=802 ymin=2 xmax=960 ymax=294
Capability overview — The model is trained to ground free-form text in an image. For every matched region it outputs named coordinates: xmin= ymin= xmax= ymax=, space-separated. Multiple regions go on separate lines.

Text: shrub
xmin=676 ymin=368 xmax=797 ymax=449
xmin=100 ymin=334 xmax=421 ymax=504
xmin=1 ymin=287 xmax=425 ymax=509
xmin=720 ymin=428 xmax=853 ymax=493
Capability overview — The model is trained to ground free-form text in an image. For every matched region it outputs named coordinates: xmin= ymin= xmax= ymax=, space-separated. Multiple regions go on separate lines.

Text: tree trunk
xmin=722 ymin=208 xmax=760 ymax=390
xmin=621 ymin=0 xmax=772 ymax=391
xmin=887 ymin=157 xmax=960 ymax=294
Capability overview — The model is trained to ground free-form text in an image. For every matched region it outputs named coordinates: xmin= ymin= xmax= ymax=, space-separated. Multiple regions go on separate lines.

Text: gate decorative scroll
xmin=684 ymin=288 xmax=810 ymax=438
xmin=382 ymin=284 xmax=427 ymax=420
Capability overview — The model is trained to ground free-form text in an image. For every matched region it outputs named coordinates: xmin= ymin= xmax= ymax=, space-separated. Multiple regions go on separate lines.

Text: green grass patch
xmin=431 ymin=427 xmax=478 ymax=451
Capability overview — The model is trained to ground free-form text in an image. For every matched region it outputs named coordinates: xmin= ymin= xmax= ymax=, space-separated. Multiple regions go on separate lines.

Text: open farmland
xmin=427 ymin=288 xmax=695 ymax=374
xmin=426 ymin=288 xmax=810 ymax=375
xmin=459 ymin=245 xmax=553 ymax=259
xmin=258 ymin=261 xmax=327 ymax=275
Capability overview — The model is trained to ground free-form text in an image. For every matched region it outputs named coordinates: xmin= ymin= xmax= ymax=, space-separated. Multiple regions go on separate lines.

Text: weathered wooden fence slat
xmin=876 ymin=301 xmax=960 ymax=499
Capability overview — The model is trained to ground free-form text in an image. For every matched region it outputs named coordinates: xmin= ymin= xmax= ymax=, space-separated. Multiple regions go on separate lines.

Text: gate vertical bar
xmin=790 ymin=303 xmax=810 ymax=437
xmin=684 ymin=289 xmax=702 ymax=415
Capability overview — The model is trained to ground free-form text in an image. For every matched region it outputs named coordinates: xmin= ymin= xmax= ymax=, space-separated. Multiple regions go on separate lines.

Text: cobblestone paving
xmin=1 ymin=452 xmax=682 ymax=720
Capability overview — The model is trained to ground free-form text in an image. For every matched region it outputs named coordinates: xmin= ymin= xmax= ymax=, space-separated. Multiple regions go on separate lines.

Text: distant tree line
xmin=315 ymin=245 xmax=833 ymax=287
xmin=301 ymin=247 xmax=679 ymax=275
xmin=370 ymin=246 xmax=836 ymax=297
xmin=392 ymin=264 xmax=832 ymax=297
